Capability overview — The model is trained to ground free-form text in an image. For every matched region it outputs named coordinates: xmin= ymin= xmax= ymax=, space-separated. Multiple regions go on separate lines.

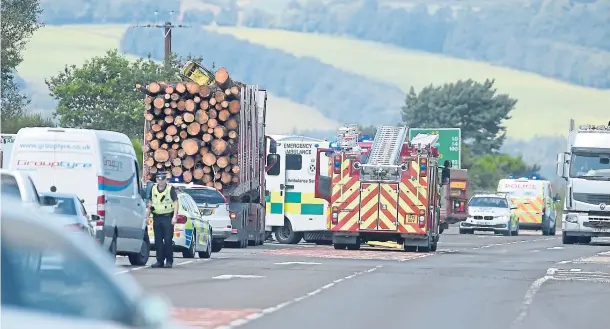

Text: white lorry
xmin=557 ymin=121 xmax=610 ymax=244
xmin=265 ymin=135 xmax=331 ymax=244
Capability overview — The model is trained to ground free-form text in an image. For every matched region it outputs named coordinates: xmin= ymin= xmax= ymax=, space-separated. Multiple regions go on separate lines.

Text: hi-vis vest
xmin=151 ymin=184 xmax=174 ymax=215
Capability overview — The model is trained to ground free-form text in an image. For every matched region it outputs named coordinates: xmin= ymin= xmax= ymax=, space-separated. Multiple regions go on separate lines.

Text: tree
xmin=45 ymin=49 xmax=198 ymax=138
xmin=1 ymin=112 xmax=55 ymax=134
xmin=1 ymin=0 xmax=43 ymax=121
xmin=401 ymin=79 xmax=516 ymax=156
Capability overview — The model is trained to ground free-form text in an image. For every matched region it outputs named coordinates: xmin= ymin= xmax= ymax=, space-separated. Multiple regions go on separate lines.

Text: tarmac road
xmin=117 ymin=227 xmax=610 ymax=329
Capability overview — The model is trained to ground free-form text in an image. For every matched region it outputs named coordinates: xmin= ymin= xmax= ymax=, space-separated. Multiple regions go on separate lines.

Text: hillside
xmin=207 ymin=26 xmax=609 ymax=139
xmin=16 ymin=25 xmax=339 ymax=134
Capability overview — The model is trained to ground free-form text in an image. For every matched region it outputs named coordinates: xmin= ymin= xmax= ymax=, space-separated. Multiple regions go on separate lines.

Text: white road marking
xmin=214 ymin=265 xmax=384 ymax=329
xmin=274 ymin=261 xmax=322 ymax=265
xmin=569 ymin=268 xmax=581 ymax=272
xmin=547 ymin=246 xmax=564 ymax=250
xmin=114 ymin=258 xmax=211 ymax=275
xmin=510 ymin=267 xmax=557 ymax=329
xmin=212 ymin=275 xmax=265 ymax=280
xmin=530 ymin=250 xmax=540 ymax=253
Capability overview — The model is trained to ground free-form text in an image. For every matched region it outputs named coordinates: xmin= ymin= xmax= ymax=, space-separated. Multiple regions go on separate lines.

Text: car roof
xmin=471 ymin=193 xmax=508 ymax=199
xmin=1 ymin=195 xmax=143 ymax=300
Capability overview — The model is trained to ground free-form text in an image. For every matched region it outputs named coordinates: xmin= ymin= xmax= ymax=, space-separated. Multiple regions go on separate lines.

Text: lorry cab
xmin=497 ymin=174 xmax=557 ymax=235
xmin=441 ymin=168 xmax=469 ymax=226
xmin=264 ymin=134 xmax=330 ymax=244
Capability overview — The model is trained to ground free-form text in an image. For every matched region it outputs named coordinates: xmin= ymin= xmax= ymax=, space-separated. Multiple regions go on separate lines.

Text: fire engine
xmin=314 ymin=125 xmax=447 ymax=252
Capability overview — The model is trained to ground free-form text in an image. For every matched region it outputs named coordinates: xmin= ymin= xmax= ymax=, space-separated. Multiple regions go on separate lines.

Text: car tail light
xmin=232 ymin=228 xmax=238 ymax=234
xmin=97 ymin=195 xmax=106 ymax=220
xmin=229 ymin=211 xmax=237 ymax=220
xmin=418 ymin=209 xmax=426 ymax=228
xmin=331 ymin=206 xmax=339 ymax=225
xmin=459 ymin=202 xmax=465 ymax=212
xmin=176 ymin=215 xmax=188 ymax=224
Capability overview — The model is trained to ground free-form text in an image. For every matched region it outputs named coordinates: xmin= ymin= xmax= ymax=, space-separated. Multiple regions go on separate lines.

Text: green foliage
xmin=401 ymin=79 xmax=516 ymax=156
xmin=1 ymin=112 xmax=55 ymax=134
xmin=131 ymin=138 xmax=142 ymax=168
xmin=462 ymin=145 xmax=540 ymax=192
xmin=1 ymin=0 xmax=43 ymax=121
xmin=45 ymin=49 xmax=199 ymax=138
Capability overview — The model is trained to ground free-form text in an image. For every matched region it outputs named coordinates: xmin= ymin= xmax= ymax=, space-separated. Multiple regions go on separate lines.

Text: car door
xmin=186 ymin=196 xmax=207 ymax=247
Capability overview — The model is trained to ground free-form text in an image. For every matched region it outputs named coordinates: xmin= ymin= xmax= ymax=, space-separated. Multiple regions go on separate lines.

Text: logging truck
xmin=139 ymin=61 xmax=276 ymax=248
xmin=264 ymin=134 xmax=332 ymax=244
xmin=314 ymin=125 xmax=448 ymax=252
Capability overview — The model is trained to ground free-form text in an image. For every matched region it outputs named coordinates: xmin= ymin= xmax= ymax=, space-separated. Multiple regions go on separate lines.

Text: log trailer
xmin=314 ymin=125 xmax=447 ymax=252
xmin=139 ymin=61 xmax=277 ymax=247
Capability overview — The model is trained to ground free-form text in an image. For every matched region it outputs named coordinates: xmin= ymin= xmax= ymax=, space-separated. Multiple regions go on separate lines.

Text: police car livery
xmin=459 ymin=192 xmax=519 ymax=236
xmin=147 ymin=188 xmax=213 ymax=258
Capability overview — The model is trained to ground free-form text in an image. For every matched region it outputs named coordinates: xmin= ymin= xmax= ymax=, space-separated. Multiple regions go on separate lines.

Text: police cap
xmin=155 ymin=171 xmax=169 ymax=180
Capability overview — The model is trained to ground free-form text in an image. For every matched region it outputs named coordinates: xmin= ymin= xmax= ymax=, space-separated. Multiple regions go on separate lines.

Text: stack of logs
xmin=139 ymin=67 xmax=243 ymax=191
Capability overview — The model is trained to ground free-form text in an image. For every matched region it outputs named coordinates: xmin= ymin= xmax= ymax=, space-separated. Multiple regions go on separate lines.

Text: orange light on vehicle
xmin=229 ymin=211 xmax=237 ymax=220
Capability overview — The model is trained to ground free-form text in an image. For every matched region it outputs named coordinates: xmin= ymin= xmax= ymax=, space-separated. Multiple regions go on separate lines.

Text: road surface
xmin=117 ymin=227 xmax=610 ymax=329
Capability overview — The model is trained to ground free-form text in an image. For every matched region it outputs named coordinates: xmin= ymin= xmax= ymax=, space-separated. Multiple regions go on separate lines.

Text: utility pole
xmin=133 ymin=11 xmax=191 ymax=67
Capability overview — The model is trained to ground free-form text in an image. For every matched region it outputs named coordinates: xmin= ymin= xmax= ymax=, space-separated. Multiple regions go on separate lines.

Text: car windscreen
xmin=182 ymin=188 xmax=226 ymax=204
xmin=42 ymin=197 xmax=77 ymax=216
xmin=1 ymin=174 xmax=21 ymax=199
xmin=469 ymin=197 xmax=508 ymax=208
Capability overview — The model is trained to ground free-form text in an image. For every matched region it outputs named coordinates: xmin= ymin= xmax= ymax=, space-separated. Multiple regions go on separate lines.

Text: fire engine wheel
xmin=404 ymin=245 xmax=417 ymax=252
xmin=274 ymin=220 xmax=303 ymax=244
xmin=346 ymin=243 xmax=361 ymax=250
xmin=430 ymin=241 xmax=438 ymax=252
xmin=334 ymin=244 xmax=347 ymax=250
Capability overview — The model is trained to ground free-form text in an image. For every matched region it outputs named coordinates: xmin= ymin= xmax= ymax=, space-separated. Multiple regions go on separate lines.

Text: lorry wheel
xmin=212 ymin=240 xmax=224 ymax=252
xmin=274 ymin=221 xmax=303 ymax=244
xmin=562 ymin=232 xmax=575 ymax=244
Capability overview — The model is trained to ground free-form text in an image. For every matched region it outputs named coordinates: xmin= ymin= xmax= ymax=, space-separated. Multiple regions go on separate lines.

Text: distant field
xmin=207 ymin=26 xmax=610 ymax=138
xmin=17 ymin=25 xmax=338 ymax=133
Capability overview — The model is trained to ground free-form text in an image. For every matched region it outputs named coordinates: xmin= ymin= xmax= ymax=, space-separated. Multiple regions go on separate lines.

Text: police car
xmin=147 ymin=186 xmax=213 ymax=259
xmin=459 ymin=192 xmax=519 ymax=236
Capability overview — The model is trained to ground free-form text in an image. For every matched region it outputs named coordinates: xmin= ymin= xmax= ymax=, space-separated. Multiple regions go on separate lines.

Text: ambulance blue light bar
xmin=171 ymin=176 xmax=182 ymax=183
xmin=358 ymin=135 xmax=373 ymax=142
xmin=507 ymin=173 xmax=541 ymax=180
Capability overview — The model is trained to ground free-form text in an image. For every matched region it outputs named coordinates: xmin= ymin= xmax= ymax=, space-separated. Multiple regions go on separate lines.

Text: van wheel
xmin=128 ymin=234 xmax=150 ymax=266
xmin=211 ymin=240 xmax=223 ymax=252
xmin=182 ymin=230 xmax=196 ymax=258
xmin=542 ymin=217 xmax=551 ymax=235
xmin=274 ymin=220 xmax=303 ymax=244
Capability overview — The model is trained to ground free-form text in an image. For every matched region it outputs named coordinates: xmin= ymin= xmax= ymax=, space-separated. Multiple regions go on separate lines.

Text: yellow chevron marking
xmin=378 ymin=183 xmax=398 ymax=230
xmin=360 ymin=184 xmax=379 ymax=229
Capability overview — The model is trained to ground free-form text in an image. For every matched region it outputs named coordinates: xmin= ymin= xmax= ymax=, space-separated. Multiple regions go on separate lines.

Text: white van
xmin=10 ymin=127 xmax=149 ymax=265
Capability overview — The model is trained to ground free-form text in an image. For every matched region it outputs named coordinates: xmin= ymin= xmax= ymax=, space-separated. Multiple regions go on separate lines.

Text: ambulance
xmin=265 ymin=135 xmax=331 ymax=244
xmin=497 ymin=174 xmax=559 ymax=235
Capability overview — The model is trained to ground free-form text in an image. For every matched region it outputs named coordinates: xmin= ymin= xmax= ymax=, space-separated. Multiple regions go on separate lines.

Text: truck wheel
xmin=562 ymin=232 xmax=575 ymax=244
xmin=212 ymin=240 xmax=224 ymax=252
xmin=128 ymin=234 xmax=150 ymax=265
xmin=274 ymin=220 xmax=303 ymax=244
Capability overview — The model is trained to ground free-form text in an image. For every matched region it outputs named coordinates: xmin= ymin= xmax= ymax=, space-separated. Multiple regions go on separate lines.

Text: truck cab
xmin=558 ymin=122 xmax=610 ymax=244
xmin=440 ymin=168 xmax=469 ymax=228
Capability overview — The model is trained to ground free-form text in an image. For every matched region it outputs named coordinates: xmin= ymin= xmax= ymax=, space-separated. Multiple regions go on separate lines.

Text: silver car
xmin=40 ymin=192 xmax=97 ymax=238
xmin=1 ymin=195 xmax=187 ymax=329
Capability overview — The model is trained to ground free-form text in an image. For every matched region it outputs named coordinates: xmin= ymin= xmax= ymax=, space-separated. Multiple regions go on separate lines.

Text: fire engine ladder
xmin=367 ymin=126 xmax=409 ymax=165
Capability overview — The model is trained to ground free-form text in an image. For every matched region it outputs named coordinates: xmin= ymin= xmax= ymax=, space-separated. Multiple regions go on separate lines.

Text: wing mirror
xmin=89 ymin=214 xmax=101 ymax=222
xmin=510 ymin=206 xmax=517 ymax=210
xmin=40 ymin=195 xmax=58 ymax=206
xmin=553 ymin=194 xmax=561 ymax=202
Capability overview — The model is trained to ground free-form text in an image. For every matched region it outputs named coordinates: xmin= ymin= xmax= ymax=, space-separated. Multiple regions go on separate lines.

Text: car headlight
xmin=565 ymin=214 xmax=578 ymax=223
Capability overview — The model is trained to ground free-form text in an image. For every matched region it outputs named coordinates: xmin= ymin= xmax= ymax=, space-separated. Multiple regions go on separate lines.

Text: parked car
xmin=1 ymin=169 xmax=57 ymax=208
xmin=174 ymin=184 xmax=233 ymax=252
xmin=1 ymin=194 xmax=188 ymax=329
xmin=40 ymin=192 xmax=97 ymax=238
xmin=147 ymin=190 xmax=212 ymax=259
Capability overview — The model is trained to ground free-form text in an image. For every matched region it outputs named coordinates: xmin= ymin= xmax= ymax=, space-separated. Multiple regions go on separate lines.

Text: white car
xmin=459 ymin=193 xmax=520 ymax=236
xmin=40 ymin=192 xmax=97 ymax=238
xmin=1 ymin=195 xmax=188 ymax=329
xmin=1 ymin=169 xmax=57 ymax=208
xmin=175 ymin=183 xmax=233 ymax=252
xmin=147 ymin=190 xmax=212 ymax=259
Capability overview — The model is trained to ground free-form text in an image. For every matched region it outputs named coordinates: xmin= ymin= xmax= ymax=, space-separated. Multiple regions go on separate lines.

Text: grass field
xmin=16 ymin=25 xmax=339 ymax=134
xmin=207 ymin=26 xmax=610 ymax=138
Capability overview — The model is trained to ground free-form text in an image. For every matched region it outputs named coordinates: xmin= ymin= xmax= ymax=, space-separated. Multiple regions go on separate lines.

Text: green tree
xmin=1 ymin=112 xmax=55 ymax=134
xmin=1 ymin=0 xmax=43 ymax=122
xmin=401 ymin=79 xmax=516 ymax=156
xmin=45 ymin=49 xmax=198 ymax=138
xmin=464 ymin=147 xmax=540 ymax=192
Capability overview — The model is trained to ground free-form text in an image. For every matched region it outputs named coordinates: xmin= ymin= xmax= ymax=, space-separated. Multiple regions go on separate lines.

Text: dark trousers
xmin=152 ymin=214 xmax=174 ymax=264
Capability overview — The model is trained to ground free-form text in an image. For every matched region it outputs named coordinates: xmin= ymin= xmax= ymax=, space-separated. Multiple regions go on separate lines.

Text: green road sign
xmin=409 ymin=128 xmax=461 ymax=169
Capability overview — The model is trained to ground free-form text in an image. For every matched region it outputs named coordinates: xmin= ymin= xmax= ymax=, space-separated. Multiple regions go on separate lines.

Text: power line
xmin=133 ymin=11 xmax=191 ymax=66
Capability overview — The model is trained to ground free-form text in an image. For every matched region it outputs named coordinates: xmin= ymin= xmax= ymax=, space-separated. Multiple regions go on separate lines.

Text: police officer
xmin=146 ymin=172 xmax=179 ymax=268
